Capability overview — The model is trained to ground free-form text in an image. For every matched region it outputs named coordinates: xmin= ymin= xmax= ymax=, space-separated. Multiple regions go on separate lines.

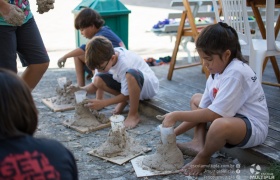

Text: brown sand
xmin=51 ymin=79 xmax=75 ymax=106
xmin=93 ymin=128 xmax=147 ymax=158
xmin=71 ymin=102 xmax=109 ymax=127
xmin=36 ymin=0 xmax=55 ymax=14
xmin=142 ymin=134 xmax=184 ymax=171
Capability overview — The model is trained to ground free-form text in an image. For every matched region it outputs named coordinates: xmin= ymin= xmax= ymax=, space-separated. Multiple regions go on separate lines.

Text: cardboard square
xmin=42 ymin=98 xmax=75 ymax=112
xmin=131 ymin=156 xmax=180 ymax=177
xmin=62 ymin=119 xmax=111 ymax=134
xmin=88 ymin=147 xmax=151 ymax=165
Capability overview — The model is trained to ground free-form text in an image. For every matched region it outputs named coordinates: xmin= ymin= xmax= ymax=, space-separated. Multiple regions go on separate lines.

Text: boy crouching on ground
xmin=83 ymin=36 xmax=159 ymax=128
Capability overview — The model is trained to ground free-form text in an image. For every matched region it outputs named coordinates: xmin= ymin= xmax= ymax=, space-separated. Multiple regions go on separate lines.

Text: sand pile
xmin=51 ymin=78 xmax=75 ymax=106
xmin=71 ymin=102 xmax=109 ymax=127
xmin=142 ymin=133 xmax=184 ymax=171
xmin=93 ymin=127 xmax=147 ymax=158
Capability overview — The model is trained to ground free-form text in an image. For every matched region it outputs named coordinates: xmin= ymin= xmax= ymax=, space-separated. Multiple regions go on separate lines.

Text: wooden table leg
xmin=270 ymin=56 xmax=280 ymax=83
xmin=275 ymin=15 xmax=280 ymax=37
xmin=167 ymin=11 xmax=187 ymax=80
xmin=250 ymin=1 xmax=266 ymax=39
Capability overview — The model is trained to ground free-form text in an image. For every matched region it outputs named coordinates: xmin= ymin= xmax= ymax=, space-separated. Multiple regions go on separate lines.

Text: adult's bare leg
xmin=21 ymin=62 xmax=49 ymax=91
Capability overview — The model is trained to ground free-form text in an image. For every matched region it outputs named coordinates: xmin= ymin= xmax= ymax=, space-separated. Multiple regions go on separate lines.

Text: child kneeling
xmin=81 ymin=36 xmax=159 ymax=129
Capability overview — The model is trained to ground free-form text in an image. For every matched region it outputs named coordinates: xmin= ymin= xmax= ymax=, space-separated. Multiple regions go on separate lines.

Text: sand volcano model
xmin=93 ymin=115 xmax=148 ymax=158
xmin=51 ymin=77 xmax=75 ymax=106
xmin=141 ymin=125 xmax=184 ymax=171
xmin=42 ymin=77 xmax=76 ymax=112
xmin=68 ymin=90 xmax=109 ymax=128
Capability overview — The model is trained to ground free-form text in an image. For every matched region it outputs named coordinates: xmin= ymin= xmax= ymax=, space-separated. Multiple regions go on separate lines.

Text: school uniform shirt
xmin=199 ymin=59 xmax=269 ymax=148
xmin=107 ymin=47 xmax=159 ymax=100
xmin=0 ymin=135 xmax=78 ymax=179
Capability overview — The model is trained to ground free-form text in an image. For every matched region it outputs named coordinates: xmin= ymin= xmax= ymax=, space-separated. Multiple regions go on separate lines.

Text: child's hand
xmin=0 ymin=4 xmax=25 ymax=26
xmin=162 ymin=113 xmax=176 ymax=127
xmin=57 ymin=57 xmax=66 ymax=68
xmin=36 ymin=0 xmax=55 ymax=14
xmin=66 ymin=85 xmax=80 ymax=94
xmin=156 ymin=115 xmax=165 ymax=121
xmin=84 ymin=99 xmax=105 ymax=111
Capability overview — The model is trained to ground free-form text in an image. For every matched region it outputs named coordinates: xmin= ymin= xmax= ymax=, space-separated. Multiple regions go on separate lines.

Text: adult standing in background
xmin=0 ymin=0 xmax=54 ymax=91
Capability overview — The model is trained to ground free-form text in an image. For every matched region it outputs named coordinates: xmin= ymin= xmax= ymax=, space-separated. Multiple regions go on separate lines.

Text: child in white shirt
xmin=161 ymin=22 xmax=269 ymax=176
xmin=82 ymin=36 xmax=159 ymax=128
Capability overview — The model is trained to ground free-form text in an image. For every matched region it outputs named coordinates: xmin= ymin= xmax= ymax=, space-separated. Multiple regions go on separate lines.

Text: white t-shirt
xmin=199 ymin=59 xmax=269 ymax=148
xmin=108 ymin=47 xmax=159 ymax=100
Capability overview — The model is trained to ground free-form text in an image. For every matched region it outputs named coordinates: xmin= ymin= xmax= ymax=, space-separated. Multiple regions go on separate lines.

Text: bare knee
xmin=93 ymin=76 xmax=104 ymax=88
xmin=190 ymin=93 xmax=202 ymax=110
xmin=74 ymin=55 xmax=85 ymax=63
xmin=208 ymin=118 xmax=231 ymax=137
xmin=29 ymin=62 xmax=49 ymax=71
xmin=125 ymin=73 xmax=135 ymax=82
xmin=41 ymin=62 xmax=49 ymax=70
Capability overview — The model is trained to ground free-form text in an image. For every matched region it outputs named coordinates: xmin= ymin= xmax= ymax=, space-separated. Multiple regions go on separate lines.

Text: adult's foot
xmin=177 ymin=141 xmax=203 ymax=156
xmin=180 ymin=154 xmax=209 ymax=176
xmin=112 ymin=102 xmax=128 ymax=114
xmin=124 ymin=115 xmax=140 ymax=129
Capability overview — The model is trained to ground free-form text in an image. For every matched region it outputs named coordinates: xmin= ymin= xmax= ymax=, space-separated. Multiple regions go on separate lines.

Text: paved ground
xmin=16 ymin=1 xmax=274 ymax=179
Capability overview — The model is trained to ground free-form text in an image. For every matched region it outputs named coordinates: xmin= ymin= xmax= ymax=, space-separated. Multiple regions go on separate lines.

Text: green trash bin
xmin=72 ymin=0 xmax=131 ymax=49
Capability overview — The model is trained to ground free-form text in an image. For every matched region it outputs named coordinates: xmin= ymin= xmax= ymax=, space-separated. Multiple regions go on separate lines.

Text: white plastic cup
xmin=57 ymin=77 xmax=67 ymax=88
xmin=74 ymin=90 xmax=87 ymax=104
xmin=109 ymin=115 xmax=125 ymax=131
xmin=159 ymin=124 xmax=174 ymax=144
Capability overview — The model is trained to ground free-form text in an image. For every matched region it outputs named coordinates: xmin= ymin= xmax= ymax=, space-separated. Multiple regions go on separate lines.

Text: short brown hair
xmin=85 ymin=36 xmax=115 ymax=70
xmin=74 ymin=8 xmax=105 ymax=30
xmin=0 ymin=68 xmax=38 ymax=139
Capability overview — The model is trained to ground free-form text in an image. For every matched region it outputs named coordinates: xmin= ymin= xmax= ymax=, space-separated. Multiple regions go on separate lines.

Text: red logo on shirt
xmin=0 ymin=151 xmax=60 ymax=179
xmin=213 ymin=88 xmax=219 ymax=98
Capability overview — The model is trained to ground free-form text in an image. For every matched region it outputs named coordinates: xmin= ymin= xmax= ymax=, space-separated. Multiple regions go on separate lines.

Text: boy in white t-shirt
xmin=80 ymin=36 xmax=159 ymax=128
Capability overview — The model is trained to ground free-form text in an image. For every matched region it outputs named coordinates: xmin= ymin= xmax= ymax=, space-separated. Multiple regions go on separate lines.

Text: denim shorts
xmin=224 ymin=114 xmax=252 ymax=148
xmin=0 ymin=17 xmax=49 ymax=72
xmin=96 ymin=68 xmax=144 ymax=91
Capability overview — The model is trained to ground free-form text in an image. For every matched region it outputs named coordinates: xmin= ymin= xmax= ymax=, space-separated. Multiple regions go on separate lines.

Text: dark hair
xmin=0 ymin=68 xmax=38 ymax=139
xmin=85 ymin=36 xmax=115 ymax=70
xmin=74 ymin=8 xmax=105 ymax=30
xmin=195 ymin=22 xmax=246 ymax=63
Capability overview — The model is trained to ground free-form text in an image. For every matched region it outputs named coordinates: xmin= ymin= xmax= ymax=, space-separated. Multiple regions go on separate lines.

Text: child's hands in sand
xmin=156 ymin=115 xmax=165 ymax=121
xmin=66 ymin=85 xmax=80 ymax=94
xmin=84 ymin=99 xmax=105 ymax=110
xmin=162 ymin=113 xmax=176 ymax=127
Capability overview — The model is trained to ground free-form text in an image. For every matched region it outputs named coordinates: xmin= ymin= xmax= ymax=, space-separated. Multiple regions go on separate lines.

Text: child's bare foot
xmin=177 ymin=140 xmax=203 ymax=156
xmin=180 ymin=154 xmax=209 ymax=176
xmin=124 ymin=115 xmax=140 ymax=129
xmin=112 ymin=102 xmax=128 ymax=114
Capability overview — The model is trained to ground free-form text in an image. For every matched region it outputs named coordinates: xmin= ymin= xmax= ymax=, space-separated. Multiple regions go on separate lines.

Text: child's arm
xmin=85 ymin=94 xmax=128 ymax=110
xmin=57 ymin=48 xmax=85 ymax=68
xmin=82 ymin=83 xmax=97 ymax=94
xmin=67 ymin=82 xmax=97 ymax=94
xmin=162 ymin=108 xmax=221 ymax=127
